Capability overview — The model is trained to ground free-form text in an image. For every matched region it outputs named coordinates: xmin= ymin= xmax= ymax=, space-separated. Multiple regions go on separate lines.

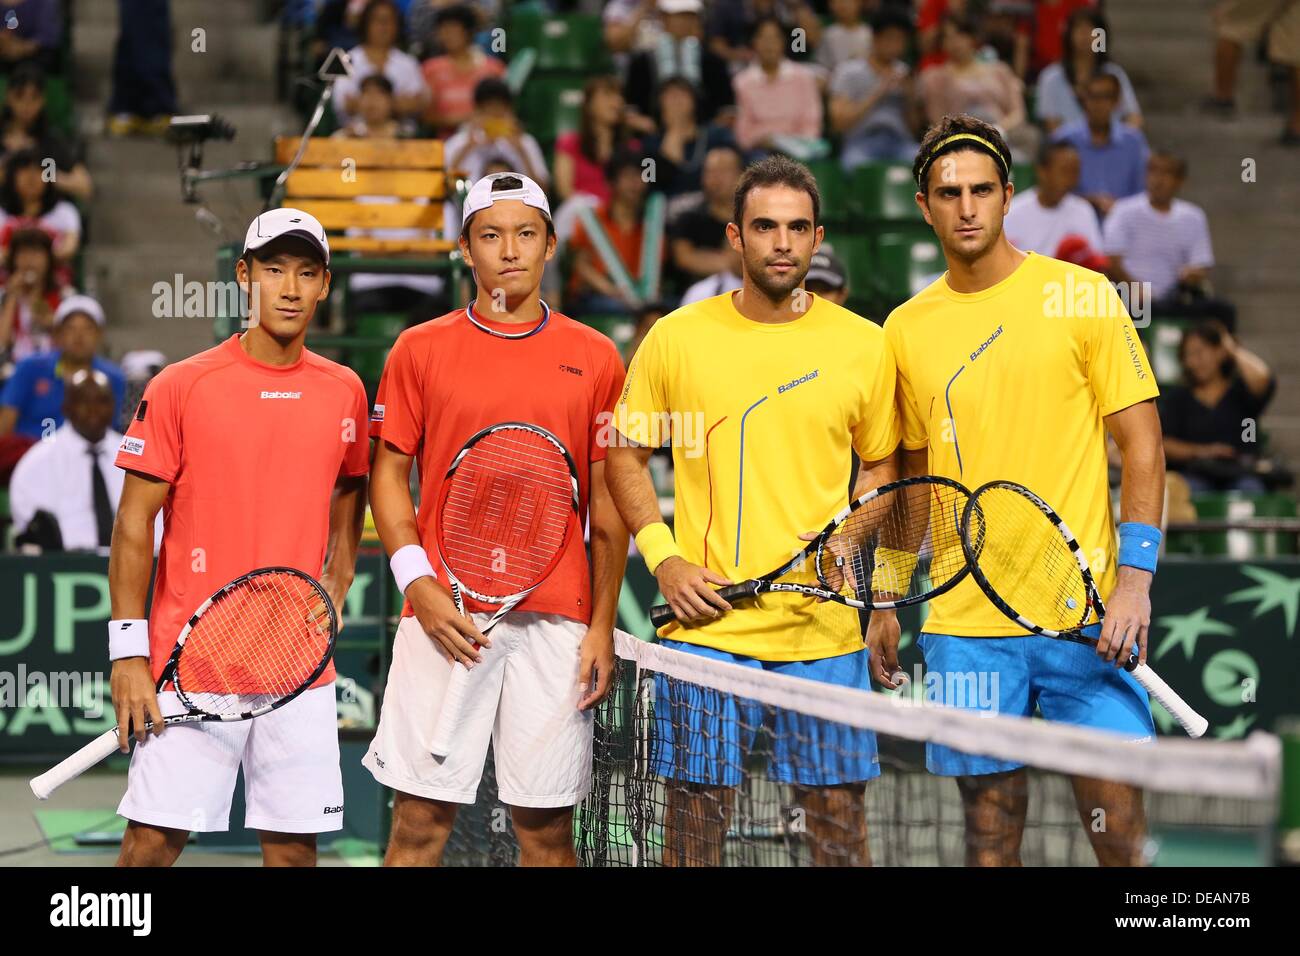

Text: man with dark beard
xmin=605 ymin=155 xmax=901 ymax=866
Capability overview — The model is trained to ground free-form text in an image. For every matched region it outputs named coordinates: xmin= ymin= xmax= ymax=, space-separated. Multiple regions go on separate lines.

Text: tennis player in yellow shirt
xmin=880 ymin=114 xmax=1165 ymax=866
xmin=606 ymin=155 xmax=901 ymax=866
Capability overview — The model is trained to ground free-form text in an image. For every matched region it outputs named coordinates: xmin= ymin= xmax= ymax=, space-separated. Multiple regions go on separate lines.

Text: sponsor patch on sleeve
xmin=370 ymin=404 xmax=385 ymax=423
xmin=119 ymin=436 xmax=146 ymax=456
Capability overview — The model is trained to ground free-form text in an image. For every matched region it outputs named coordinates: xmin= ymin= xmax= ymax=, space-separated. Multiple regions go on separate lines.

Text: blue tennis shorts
xmin=917 ymin=626 xmax=1155 ymax=776
xmin=650 ymin=640 xmax=880 ymax=787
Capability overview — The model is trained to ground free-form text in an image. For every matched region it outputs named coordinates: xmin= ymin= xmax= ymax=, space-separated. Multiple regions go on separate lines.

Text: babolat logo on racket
xmin=778 ymin=369 xmax=819 ymax=393
xmin=260 ymin=390 xmax=302 ymax=399
xmin=49 ymin=886 xmax=151 ymax=936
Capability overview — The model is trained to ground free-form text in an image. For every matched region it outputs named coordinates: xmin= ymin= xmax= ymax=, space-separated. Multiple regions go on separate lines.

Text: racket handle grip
xmin=430 ymin=663 xmax=472 ymax=758
xmin=30 ymin=728 xmax=122 ymax=799
xmin=1129 ymin=662 xmax=1209 ymax=738
xmin=648 ymin=581 xmax=759 ymax=629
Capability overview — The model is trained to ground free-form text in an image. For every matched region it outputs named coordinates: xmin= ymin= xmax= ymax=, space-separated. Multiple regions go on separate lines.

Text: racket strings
xmin=440 ymin=428 xmax=577 ymax=599
xmin=176 ymin=572 xmax=333 ymax=715
xmin=816 ymin=483 xmax=969 ymax=602
xmin=967 ymin=488 xmax=1094 ymax=631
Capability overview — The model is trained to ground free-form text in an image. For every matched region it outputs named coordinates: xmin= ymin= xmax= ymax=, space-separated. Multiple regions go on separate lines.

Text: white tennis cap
xmin=243 ymin=207 xmax=330 ymax=264
xmin=55 ymin=294 xmax=106 ymax=327
xmin=462 ymin=172 xmax=552 ymax=224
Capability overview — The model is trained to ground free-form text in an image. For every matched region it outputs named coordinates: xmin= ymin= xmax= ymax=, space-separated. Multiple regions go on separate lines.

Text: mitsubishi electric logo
xmin=260 ymin=390 xmax=302 ymax=399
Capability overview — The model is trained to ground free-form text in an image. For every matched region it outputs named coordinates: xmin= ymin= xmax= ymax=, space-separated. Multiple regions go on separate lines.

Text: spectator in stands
xmin=707 ymin=0 xmax=822 ymax=69
xmin=805 ymin=248 xmax=849 ymax=306
xmin=1052 ymin=71 xmax=1148 ymax=218
xmin=0 ymin=0 xmax=61 ymax=72
xmin=830 ymin=10 xmax=919 ymax=169
xmin=106 ymin=0 xmax=177 ymax=136
xmin=679 ymin=240 xmax=741 ymax=305
xmin=1035 ymin=8 xmax=1141 ymax=133
xmin=1104 ymin=151 xmax=1236 ymax=330
xmin=310 ymin=0 xmax=364 ymax=70
xmin=333 ymin=0 xmax=430 ymax=127
xmin=407 ymin=0 xmax=498 ymax=59
xmin=817 ymin=0 xmax=873 ymax=74
xmin=0 ymin=63 xmax=93 ymax=201
xmin=0 ymin=147 xmax=81 ymax=268
xmin=555 ymin=77 xmax=636 ymax=207
xmin=624 ymin=0 xmax=735 ymax=129
xmin=642 ymin=77 xmax=736 ymax=198
xmin=0 ymin=295 xmax=124 ymax=443
xmin=116 ymin=348 xmax=166 ymax=435
xmin=604 ymin=0 xmax=662 ymax=60
xmin=420 ymin=3 xmax=506 ymax=136
xmin=445 ymin=78 xmax=550 ymax=187
xmin=666 ymin=143 xmax=744 ymax=287
xmin=919 ymin=16 xmax=1036 ymax=160
xmin=333 ymin=74 xmax=407 ymax=138
xmin=1028 ymin=0 xmax=1096 ymax=77
xmin=916 ymin=0 xmax=974 ymax=72
xmin=1004 ymin=141 xmax=1104 ymax=262
xmin=10 ymin=369 xmax=163 ymax=552
xmin=1203 ymin=0 xmax=1300 ymax=145
xmin=0 ymin=228 xmax=64 ymax=361
xmin=1160 ymin=321 xmax=1276 ymax=492
xmin=732 ymin=17 xmax=825 ymax=156
xmin=568 ymin=150 xmax=654 ymax=314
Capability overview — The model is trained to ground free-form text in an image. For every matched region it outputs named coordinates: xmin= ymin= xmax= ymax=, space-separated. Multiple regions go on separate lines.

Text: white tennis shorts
xmin=117 ymin=683 xmax=344 ymax=834
xmin=362 ymin=612 xmax=593 ymax=808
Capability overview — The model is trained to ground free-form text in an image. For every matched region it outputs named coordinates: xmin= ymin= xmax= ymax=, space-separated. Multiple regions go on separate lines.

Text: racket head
xmin=435 ymin=422 xmax=580 ymax=604
xmin=960 ymin=480 xmax=1099 ymax=635
xmin=172 ymin=567 xmax=337 ymax=718
xmin=812 ymin=475 xmax=973 ymax=608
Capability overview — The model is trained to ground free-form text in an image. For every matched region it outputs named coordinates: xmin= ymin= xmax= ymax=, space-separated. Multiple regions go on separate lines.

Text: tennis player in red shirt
xmin=108 ymin=209 xmax=370 ymax=866
xmin=365 ymin=172 xmax=629 ymax=866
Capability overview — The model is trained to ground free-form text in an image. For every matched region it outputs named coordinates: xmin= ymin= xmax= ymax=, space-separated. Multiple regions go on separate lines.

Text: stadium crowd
xmin=0 ymin=0 xmax=1294 ymax=552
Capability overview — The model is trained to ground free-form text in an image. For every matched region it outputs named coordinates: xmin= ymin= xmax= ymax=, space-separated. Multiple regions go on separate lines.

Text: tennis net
xmin=442 ymin=631 xmax=1282 ymax=867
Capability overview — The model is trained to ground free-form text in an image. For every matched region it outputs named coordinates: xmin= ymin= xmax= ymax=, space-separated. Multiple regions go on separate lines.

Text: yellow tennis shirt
xmin=616 ymin=291 xmax=900 ymax=661
xmin=883 ymin=252 xmax=1159 ymax=637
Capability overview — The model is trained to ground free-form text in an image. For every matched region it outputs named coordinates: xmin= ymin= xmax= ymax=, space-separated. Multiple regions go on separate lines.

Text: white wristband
xmin=390 ymin=544 xmax=437 ymax=595
xmin=108 ymin=619 xmax=150 ymax=661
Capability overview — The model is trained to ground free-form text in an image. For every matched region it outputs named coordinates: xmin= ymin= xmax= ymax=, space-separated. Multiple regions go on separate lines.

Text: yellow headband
xmin=916 ymin=133 xmax=1010 ymax=187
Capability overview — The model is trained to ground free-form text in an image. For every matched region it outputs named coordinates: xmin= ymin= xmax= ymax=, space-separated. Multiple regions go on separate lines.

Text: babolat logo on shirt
xmin=260 ymin=390 xmax=302 ymax=399
xmin=324 ymin=805 xmax=344 ymax=814
xmin=371 ymin=404 xmax=385 ymax=423
xmin=119 ymin=437 xmax=145 ymax=456
xmin=970 ymin=325 xmax=1004 ymax=362
xmin=49 ymin=886 xmax=151 ymax=936
xmin=778 ymin=369 xmax=819 ymax=394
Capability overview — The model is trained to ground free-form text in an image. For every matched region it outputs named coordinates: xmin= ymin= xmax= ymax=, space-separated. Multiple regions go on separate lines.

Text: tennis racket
xmin=30 ymin=567 xmax=337 ymax=799
xmin=649 ymin=476 xmax=973 ymax=628
xmin=429 ymin=421 xmax=580 ymax=758
xmin=959 ymin=480 xmax=1208 ymax=738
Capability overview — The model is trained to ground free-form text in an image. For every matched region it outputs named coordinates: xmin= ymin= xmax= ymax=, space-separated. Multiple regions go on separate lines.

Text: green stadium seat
xmin=581 ymin=314 xmax=636 ymax=352
xmin=823 ymin=233 xmax=874 ymax=312
xmin=518 ymin=75 xmax=586 ymax=144
xmin=1146 ymin=317 xmax=1194 ymax=387
xmin=870 ymin=229 xmax=945 ymax=308
xmin=1185 ymin=491 xmax=1299 ymax=558
xmin=1012 ymin=163 xmax=1036 ymax=191
xmin=806 ymin=158 xmax=850 ymax=226
xmin=507 ymin=10 xmax=609 ymax=73
xmin=348 ymin=312 xmax=406 ymax=384
xmin=849 ymin=162 xmax=923 ymax=222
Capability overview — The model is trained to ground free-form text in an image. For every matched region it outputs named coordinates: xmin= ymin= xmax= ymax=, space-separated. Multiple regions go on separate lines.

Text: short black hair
xmin=1149 ymin=149 xmax=1188 ymax=178
xmin=459 ymin=175 xmax=556 ymax=245
xmin=357 ymin=0 xmax=406 ymax=47
xmin=733 ymin=154 xmax=820 ymax=229
xmin=1085 ymin=71 xmax=1122 ymax=97
xmin=912 ymin=113 xmax=1013 ymax=193
xmin=240 ymin=236 xmax=327 ymax=272
xmin=1 ymin=147 xmax=56 ymax=217
xmin=5 ymin=227 xmax=56 ymax=294
xmin=473 ymin=77 xmax=513 ymax=109
xmin=435 ymin=3 xmax=478 ymax=34
xmin=7 ymin=61 xmax=45 ymax=94
xmin=1035 ymin=139 xmax=1077 ymax=169
xmin=705 ymin=142 xmax=745 ymax=171
xmin=869 ymin=9 xmax=913 ymax=37
xmin=606 ymin=148 xmax=645 ymax=182
xmin=749 ymin=16 xmax=787 ymax=45
xmin=359 ymin=73 xmax=394 ymax=96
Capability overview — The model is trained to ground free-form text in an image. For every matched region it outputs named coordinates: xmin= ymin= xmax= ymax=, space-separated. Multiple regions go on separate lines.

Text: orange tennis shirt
xmin=370 ymin=306 xmax=625 ymax=624
xmin=115 ymin=334 xmax=371 ymax=684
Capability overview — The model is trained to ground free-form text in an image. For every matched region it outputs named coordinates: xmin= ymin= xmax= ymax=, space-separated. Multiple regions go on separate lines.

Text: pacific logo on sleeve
xmin=119 ymin=436 xmax=146 ymax=456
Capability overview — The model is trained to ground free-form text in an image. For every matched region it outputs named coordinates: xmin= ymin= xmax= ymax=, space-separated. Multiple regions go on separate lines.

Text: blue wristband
xmin=1117 ymin=522 xmax=1161 ymax=574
